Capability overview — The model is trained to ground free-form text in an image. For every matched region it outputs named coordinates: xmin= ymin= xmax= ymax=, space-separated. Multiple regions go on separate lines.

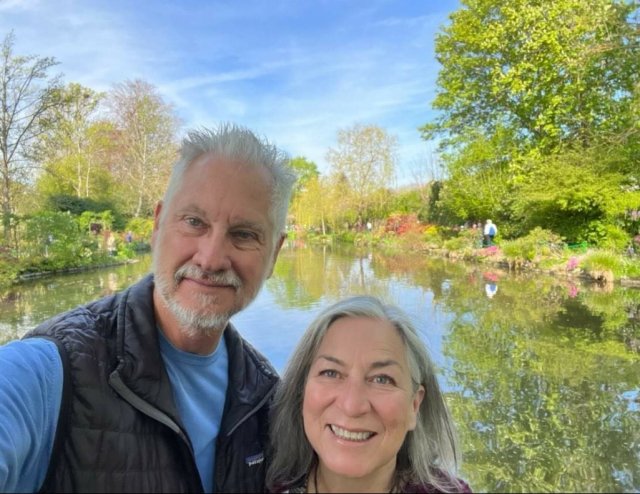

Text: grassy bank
xmin=294 ymin=226 xmax=640 ymax=287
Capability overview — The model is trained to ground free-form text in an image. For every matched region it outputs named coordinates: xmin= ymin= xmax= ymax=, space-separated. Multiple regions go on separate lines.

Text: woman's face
xmin=302 ymin=316 xmax=425 ymax=482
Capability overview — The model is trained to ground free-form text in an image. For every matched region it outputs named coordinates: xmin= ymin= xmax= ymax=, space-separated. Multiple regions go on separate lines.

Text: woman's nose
xmin=336 ymin=379 xmax=371 ymax=416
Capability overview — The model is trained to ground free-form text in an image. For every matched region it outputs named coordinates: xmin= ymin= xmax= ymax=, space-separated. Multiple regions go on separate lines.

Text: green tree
xmin=33 ymin=83 xmax=117 ymax=210
xmin=0 ymin=32 xmax=63 ymax=241
xmin=422 ymin=0 xmax=640 ymax=153
xmin=288 ymin=156 xmax=319 ymax=199
xmin=326 ymin=124 xmax=397 ymax=224
xmin=421 ymin=0 xmax=640 ymax=243
xmin=107 ymin=79 xmax=180 ymax=217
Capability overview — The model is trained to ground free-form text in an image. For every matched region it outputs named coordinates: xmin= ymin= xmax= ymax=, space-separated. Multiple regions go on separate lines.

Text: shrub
xmin=125 ymin=217 xmax=154 ymax=244
xmin=500 ymin=227 xmax=564 ymax=269
xmin=384 ymin=213 xmax=423 ymax=235
xmin=582 ymin=250 xmax=624 ymax=282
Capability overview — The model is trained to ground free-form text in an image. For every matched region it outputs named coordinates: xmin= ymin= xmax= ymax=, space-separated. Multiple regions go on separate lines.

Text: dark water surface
xmin=1 ymin=243 xmax=638 ymax=492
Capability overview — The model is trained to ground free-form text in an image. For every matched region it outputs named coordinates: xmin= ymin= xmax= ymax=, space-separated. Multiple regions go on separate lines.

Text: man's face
xmin=151 ymin=153 xmax=283 ymax=337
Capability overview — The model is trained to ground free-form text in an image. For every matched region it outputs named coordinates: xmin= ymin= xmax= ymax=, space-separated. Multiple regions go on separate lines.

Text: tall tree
xmin=420 ymin=0 xmax=640 ymax=241
xmin=421 ymin=0 xmax=640 ymax=153
xmin=288 ymin=156 xmax=319 ymax=199
xmin=326 ymin=124 xmax=397 ymax=222
xmin=0 ymin=32 xmax=63 ymax=241
xmin=107 ymin=80 xmax=180 ymax=217
xmin=34 ymin=83 xmax=116 ymax=205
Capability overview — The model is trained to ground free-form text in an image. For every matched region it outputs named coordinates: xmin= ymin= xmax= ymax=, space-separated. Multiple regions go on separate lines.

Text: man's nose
xmin=192 ymin=230 xmax=233 ymax=272
xmin=336 ymin=379 xmax=371 ymax=417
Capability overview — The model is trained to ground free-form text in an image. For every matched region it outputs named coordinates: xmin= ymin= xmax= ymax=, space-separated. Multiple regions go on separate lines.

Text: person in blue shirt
xmin=0 ymin=123 xmax=297 ymax=493
xmin=483 ymin=220 xmax=498 ymax=247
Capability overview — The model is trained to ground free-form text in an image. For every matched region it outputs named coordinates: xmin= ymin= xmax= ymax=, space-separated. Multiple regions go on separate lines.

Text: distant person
xmin=485 ymin=282 xmax=498 ymax=298
xmin=125 ymin=230 xmax=133 ymax=243
xmin=0 ymin=123 xmax=296 ymax=492
xmin=267 ymin=295 xmax=471 ymax=493
xmin=483 ymin=220 xmax=497 ymax=247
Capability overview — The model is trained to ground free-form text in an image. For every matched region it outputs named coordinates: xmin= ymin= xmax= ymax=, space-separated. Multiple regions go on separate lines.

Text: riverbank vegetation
xmin=1 ymin=0 xmax=639 ymax=289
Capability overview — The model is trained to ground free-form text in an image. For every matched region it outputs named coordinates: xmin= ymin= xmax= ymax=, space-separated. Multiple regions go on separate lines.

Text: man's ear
xmin=266 ymin=233 xmax=286 ymax=279
xmin=151 ymin=201 xmax=163 ymax=247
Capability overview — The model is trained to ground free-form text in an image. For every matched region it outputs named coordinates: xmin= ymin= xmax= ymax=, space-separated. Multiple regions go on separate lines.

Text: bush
xmin=582 ymin=250 xmax=624 ymax=282
xmin=500 ymin=227 xmax=564 ymax=268
xmin=125 ymin=217 xmax=154 ymax=244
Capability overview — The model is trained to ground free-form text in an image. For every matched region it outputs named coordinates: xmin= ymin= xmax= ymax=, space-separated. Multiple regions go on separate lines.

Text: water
xmin=1 ymin=243 xmax=639 ymax=492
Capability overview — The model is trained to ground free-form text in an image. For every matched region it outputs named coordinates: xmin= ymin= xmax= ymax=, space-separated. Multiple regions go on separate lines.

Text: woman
xmin=267 ymin=296 xmax=470 ymax=493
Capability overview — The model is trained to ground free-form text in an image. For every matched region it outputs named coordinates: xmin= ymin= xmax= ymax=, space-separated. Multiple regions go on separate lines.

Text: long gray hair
xmin=267 ymin=295 xmax=463 ymax=492
xmin=159 ymin=123 xmax=296 ymax=245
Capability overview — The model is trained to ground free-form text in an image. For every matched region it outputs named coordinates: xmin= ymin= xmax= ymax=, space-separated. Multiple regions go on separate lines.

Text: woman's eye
xmin=371 ymin=375 xmax=396 ymax=386
xmin=319 ymin=369 xmax=339 ymax=378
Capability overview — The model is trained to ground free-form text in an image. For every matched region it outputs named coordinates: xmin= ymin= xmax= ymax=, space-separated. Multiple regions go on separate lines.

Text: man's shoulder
xmin=225 ymin=323 xmax=278 ymax=380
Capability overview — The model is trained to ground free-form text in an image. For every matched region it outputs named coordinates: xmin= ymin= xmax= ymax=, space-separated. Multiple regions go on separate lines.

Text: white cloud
xmin=0 ymin=0 xmax=458 ymax=185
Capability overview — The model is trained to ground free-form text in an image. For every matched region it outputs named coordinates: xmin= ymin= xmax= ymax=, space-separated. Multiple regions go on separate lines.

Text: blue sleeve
xmin=0 ymin=338 xmax=63 ymax=493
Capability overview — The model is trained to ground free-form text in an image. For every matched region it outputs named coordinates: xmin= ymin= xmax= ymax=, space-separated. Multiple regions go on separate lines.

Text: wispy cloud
xmin=0 ymin=0 xmax=459 ymax=183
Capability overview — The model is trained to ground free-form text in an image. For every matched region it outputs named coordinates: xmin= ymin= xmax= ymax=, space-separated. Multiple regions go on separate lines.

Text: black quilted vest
xmin=25 ymin=274 xmax=278 ymax=493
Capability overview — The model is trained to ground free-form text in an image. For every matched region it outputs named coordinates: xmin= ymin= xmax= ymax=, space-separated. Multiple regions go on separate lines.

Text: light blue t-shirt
xmin=0 ymin=333 xmax=229 ymax=493
xmin=158 ymin=329 xmax=228 ymax=493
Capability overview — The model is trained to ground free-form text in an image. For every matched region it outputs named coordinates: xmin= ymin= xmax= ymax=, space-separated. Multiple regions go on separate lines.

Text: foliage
xmin=500 ymin=227 xmax=565 ymax=267
xmin=422 ymin=0 xmax=640 ymax=152
xmin=77 ymin=211 xmax=115 ymax=233
xmin=0 ymin=32 xmax=64 ymax=241
xmin=326 ymin=124 xmax=397 ymax=219
xmin=45 ymin=194 xmax=117 ymax=216
xmin=582 ymin=250 xmax=625 ymax=280
xmin=386 ymin=187 xmax=430 ymax=221
xmin=125 ymin=217 xmax=154 ymax=244
xmin=288 ymin=156 xmax=319 ymax=199
xmin=107 ymin=79 xmax=181 ymax=218
xmin=511 ymin=148 xmax=639 ymax=244
xmin=21 ymin=211 xmax=102 ymax=268
xmin=0 ymin=246 xmax=20 ymax=289
xmin=383 ymin=213 xmax=423 ymax=235
xmin=33 ymin=83 xmax=118 ymax=212
xmin=421 ymin=0 xmax=640 ymax=247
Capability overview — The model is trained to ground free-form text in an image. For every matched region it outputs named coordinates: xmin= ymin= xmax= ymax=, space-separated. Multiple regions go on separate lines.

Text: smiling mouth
xmin=330 ymin=424 xmax=376 ymax=442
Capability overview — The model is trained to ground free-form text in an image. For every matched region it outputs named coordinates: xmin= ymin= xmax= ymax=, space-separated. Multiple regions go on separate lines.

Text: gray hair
xmin=160 ymin=123 xmax=296 ymax=244
xmin=267 ymin=295 xmax=463 ymax=492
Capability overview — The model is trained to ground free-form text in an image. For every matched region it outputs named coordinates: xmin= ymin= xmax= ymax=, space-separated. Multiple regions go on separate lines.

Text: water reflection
xmin=0 ymin=244 xmax=638 ymax=492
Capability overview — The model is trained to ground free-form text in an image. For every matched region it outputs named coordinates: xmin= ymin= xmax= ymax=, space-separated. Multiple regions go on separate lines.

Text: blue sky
xmin=0 ymin=0 xmax=459 ymax=185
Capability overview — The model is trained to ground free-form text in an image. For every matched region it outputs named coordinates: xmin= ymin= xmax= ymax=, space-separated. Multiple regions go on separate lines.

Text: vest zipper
xmin=108 ymin=370 xmax=192 ymax=447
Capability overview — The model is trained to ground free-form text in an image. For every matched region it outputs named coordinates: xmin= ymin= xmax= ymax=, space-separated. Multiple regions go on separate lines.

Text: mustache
xmin=174 ymin=264 xmax=242 ymax=289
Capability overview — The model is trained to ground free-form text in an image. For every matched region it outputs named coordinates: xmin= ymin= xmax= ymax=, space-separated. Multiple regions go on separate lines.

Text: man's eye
xmin=233 ymin=230 xmax=258 ymax=241
xmin=185 ymin=217 xmax=204 ymax=227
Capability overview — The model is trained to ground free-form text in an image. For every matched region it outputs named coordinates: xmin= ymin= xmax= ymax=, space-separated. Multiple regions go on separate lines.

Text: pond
xmin=1 ymin=242 xmax=639 ymax=492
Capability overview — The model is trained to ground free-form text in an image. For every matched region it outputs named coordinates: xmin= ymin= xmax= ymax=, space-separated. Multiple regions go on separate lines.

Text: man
xmin=0 ymin=124 xmax=297 ymax=492
xmin=483 ymin=219 xmax=497 ymax=247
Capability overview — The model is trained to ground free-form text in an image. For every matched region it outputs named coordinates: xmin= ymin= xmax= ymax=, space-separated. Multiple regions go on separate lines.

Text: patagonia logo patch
xmin=245 ymin=452 xmax=264 ymax=467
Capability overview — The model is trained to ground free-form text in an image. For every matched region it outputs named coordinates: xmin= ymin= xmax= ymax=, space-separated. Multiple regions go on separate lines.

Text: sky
xmin=0 ymin=0 xmax=460 ymax=186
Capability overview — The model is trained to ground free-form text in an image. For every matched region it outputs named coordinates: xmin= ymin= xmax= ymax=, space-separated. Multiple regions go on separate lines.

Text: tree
xmin=326 ymin=124 xmax=397 ymax=223
xmin=288 ymin=156 xmax=319 ymax=199
xmin=107 ymin=80 xmax=180 ymax=217
xmin=34 ymin=83 xmax=117 ymax=208
xmin=0 ymin=32 xmax=63 ymax=241
xmin=420 ymin=0 xmax=640 ymax=243
xmin=421 ymin=0 xmax=640 ymax=153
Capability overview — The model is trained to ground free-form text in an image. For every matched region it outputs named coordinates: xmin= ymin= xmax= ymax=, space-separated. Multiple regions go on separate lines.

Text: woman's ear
xmin=408 ymin=385 xmax=425 ymax=430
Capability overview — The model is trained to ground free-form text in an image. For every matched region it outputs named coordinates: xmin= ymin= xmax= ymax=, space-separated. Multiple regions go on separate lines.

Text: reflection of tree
xmin=0 ymin=255 xmax=152 ymax=343
xmin=442 ymin=277 xmax=640 ymax=492
xmin=268 ymin=245 xmax=398 ymax=309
